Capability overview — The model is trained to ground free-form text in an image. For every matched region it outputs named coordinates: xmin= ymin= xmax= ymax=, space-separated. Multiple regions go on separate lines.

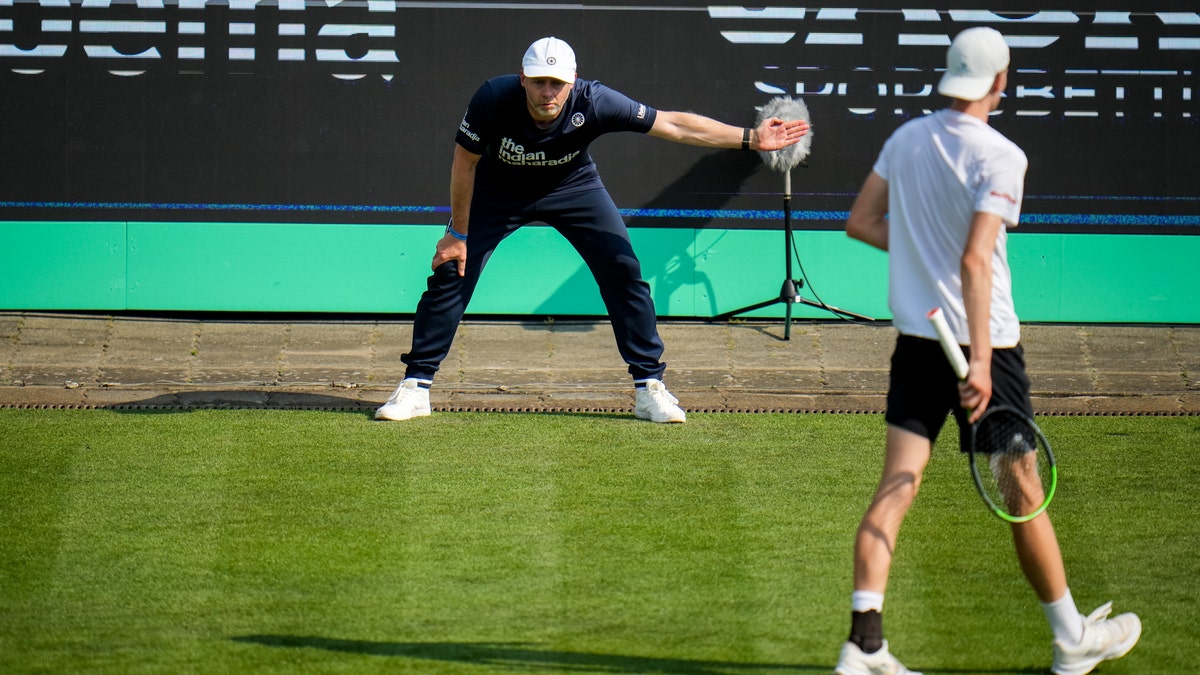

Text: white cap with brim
xmin=522 ymin=37 xmax=577 ymax=83
xmin=937 ymin=27 xmax=1010 ymax=101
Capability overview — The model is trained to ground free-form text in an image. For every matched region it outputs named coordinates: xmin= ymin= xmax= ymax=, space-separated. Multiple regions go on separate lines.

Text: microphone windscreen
xmin=756 ymin=97 xmax=812 ymax=172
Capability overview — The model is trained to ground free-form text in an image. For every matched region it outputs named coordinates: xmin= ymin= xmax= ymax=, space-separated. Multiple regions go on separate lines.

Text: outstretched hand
xmin=755 ymin=118 xmax=810 ymax=151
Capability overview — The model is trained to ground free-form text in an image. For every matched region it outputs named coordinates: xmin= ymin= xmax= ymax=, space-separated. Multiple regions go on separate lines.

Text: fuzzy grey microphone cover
xmin=756 ymin=97 xmax=812 ymax=172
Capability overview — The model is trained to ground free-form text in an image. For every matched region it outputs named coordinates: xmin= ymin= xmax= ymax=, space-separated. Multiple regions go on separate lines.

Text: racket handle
xmin=927 ymin=307 xmax=970 ymax=381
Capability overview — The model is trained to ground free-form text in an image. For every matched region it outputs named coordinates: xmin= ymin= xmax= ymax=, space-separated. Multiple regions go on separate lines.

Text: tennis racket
xmin=927 ymin=308 xmax=1058 ymax=523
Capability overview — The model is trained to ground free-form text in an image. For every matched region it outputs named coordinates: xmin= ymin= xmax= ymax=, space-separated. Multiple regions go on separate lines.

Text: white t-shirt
xmin=873 ymin=109 xmax=1027 ymax=347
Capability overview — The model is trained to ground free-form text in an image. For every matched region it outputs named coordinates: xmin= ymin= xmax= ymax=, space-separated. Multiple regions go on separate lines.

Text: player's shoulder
xmin=976 ymin=123 xmax=1027 ymax=169
xmin=890 ymin=110 xmax=941 ymax=138
xmin=881 ymin=112 xmax=935 ymax=152
xmin=940 ymin=109 xmax=1028 ymax=165
xmin=568 ymin=79 xmax=623 ymax=112
xmin=467 ymin=75 xmax=523 ymax=113
xmin=473 ymin=74 xmax=521 ymax=98
xmin=574 ymin=79 xmax=648 ymax=114
xmin=569 ymin=78 xmax=607 ymax=99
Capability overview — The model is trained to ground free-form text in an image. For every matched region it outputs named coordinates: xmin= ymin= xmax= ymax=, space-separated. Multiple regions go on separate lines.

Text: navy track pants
xmin=401 ymin=187 xmax=667 ymax=383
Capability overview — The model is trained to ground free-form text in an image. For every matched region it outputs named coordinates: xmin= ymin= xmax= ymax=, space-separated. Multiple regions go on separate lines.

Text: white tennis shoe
xmin=375 ymin=378 xmax=431 ymax=421
xmin=1052 ymin=602 xmax=1141 ymax=675
xmin=835 ymin=640 xmax=920 ymax=675
xmin=634 ymin=379 xmax=686 ymax=423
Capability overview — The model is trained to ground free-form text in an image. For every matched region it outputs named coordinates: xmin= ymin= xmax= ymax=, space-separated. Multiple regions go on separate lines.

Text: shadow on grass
xmin=226 ymin=634 xmax=1051 ymax=667
xmin=230 ymin=636 xmax=827 ymax=673
xmin=104 ymin=392 xmax=643 ymax=419
xmin=231 ymin=636 xmax=1049 ymax=674
xmin=103 ymin=391 xmax=375 ymax=413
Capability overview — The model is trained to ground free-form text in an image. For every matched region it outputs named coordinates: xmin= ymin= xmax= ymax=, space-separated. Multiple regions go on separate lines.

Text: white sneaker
xmin=634 ymin=379 xmax=686 ymax=423
xmin=1052 ymin=602 xmax=1142 ymax=675
xmin=374 ymin=378 xmax=431 ymax=421
xmin=835 ymin=640 xmax=920 ymax=675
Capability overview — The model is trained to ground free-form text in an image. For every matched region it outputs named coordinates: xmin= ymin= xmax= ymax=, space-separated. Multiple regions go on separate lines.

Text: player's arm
xmin=648 ymin=110 xmax=809 ymax=151
xmin=845 ymin=171 xmax=889 ymax=251
xmin=959 ymin=211 xmax=1005 ymax=421
xmin=434 ymin=143 xmax=480 ymax=277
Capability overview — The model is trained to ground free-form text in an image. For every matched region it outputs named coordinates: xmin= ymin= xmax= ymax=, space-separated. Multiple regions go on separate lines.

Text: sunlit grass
xmin=1 ymin=409 xmax=1194 ymax=674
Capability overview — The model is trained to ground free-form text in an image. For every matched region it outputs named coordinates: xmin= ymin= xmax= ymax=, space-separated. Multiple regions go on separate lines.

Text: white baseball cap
xmin=521 ymin=37 xmax=577 ymax=83
xmin=937 ymin=27 xmax=1010 ymax=101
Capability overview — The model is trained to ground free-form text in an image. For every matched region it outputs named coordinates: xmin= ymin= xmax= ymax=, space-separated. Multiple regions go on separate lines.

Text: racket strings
xmin=976 ymin=412 xmax=1051 ymax=518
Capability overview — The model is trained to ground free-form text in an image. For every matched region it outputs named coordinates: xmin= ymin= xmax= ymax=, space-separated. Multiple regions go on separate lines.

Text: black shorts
xmin=884 ymin=334 xmax=1033 ymax=452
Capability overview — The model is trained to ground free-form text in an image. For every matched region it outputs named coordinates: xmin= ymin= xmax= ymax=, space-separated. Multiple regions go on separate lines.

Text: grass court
xmin=2 ymin=409 xmax=1196 ymax=673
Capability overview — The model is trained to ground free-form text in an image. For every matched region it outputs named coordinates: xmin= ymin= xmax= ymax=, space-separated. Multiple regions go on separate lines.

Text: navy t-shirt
xmin=455 ymin=75 xmax=658 ymax=198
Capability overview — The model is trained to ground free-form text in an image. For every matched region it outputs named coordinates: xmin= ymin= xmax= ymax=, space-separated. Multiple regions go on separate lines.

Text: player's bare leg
xmin=853 ymin=425 xmax=932 ymax=593
xmin=838 ymin=425 xmax=930 ymax=674
xmin=1010 ymin=506 xmax=1068 ymax=603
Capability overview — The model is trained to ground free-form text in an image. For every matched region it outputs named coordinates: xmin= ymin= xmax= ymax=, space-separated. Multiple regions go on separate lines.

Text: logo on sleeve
xmin=458 ymin=116 xmax=480 ymax=142
xmin=990 ymin=190 xmax=1017 ymax=205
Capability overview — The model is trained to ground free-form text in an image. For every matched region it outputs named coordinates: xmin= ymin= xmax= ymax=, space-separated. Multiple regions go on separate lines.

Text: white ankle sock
xmin=851 ymin=590 xmax=885 ymax=613
xmin=1042 ymin=588 xmax=1084 ymax=644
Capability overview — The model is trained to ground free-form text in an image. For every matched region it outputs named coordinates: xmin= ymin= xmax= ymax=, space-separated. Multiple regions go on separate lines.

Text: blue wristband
xmin=445 ymin=223 xmax=468 ymax=241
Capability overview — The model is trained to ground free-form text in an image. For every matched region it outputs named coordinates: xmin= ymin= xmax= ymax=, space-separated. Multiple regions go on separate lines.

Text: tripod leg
xmin=792 ymin=297 xmax=875 ymax=321
xmin=711 ymin=298 xmax=784 ymax=321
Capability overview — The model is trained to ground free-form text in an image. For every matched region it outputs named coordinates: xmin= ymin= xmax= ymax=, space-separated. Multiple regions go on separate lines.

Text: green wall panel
xmin=1010 ymin=233 xmax=1198 ymax=324
xmin=466 ymin=227 xmax=607 ymax=315
xmin=469 ymin=227 xmax=892 ymax=320
xmin=0 ymin=221 xmax=126 ymax=309
xmin=2 ymin=221 xmax=1197 ymax=324
xmin=126 ymin=222 xmax=439 ymax=312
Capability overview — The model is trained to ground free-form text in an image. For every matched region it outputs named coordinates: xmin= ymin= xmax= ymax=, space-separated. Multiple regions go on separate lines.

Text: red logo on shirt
xmin=990 ymin=190 xmax=1017 ymax=205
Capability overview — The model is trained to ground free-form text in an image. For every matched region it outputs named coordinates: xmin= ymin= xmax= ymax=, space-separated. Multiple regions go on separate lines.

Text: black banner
xmin=2 ymin=1 xmax=1197 ymax=232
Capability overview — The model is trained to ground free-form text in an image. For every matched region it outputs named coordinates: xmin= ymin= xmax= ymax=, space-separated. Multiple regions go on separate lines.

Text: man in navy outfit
xmin=377 ymin=36 xmax=811 ymax=424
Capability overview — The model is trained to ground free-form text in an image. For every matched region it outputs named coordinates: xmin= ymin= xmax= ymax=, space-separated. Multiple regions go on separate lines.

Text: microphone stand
xmin=712 ymin=165 xmax=873 ymax=339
